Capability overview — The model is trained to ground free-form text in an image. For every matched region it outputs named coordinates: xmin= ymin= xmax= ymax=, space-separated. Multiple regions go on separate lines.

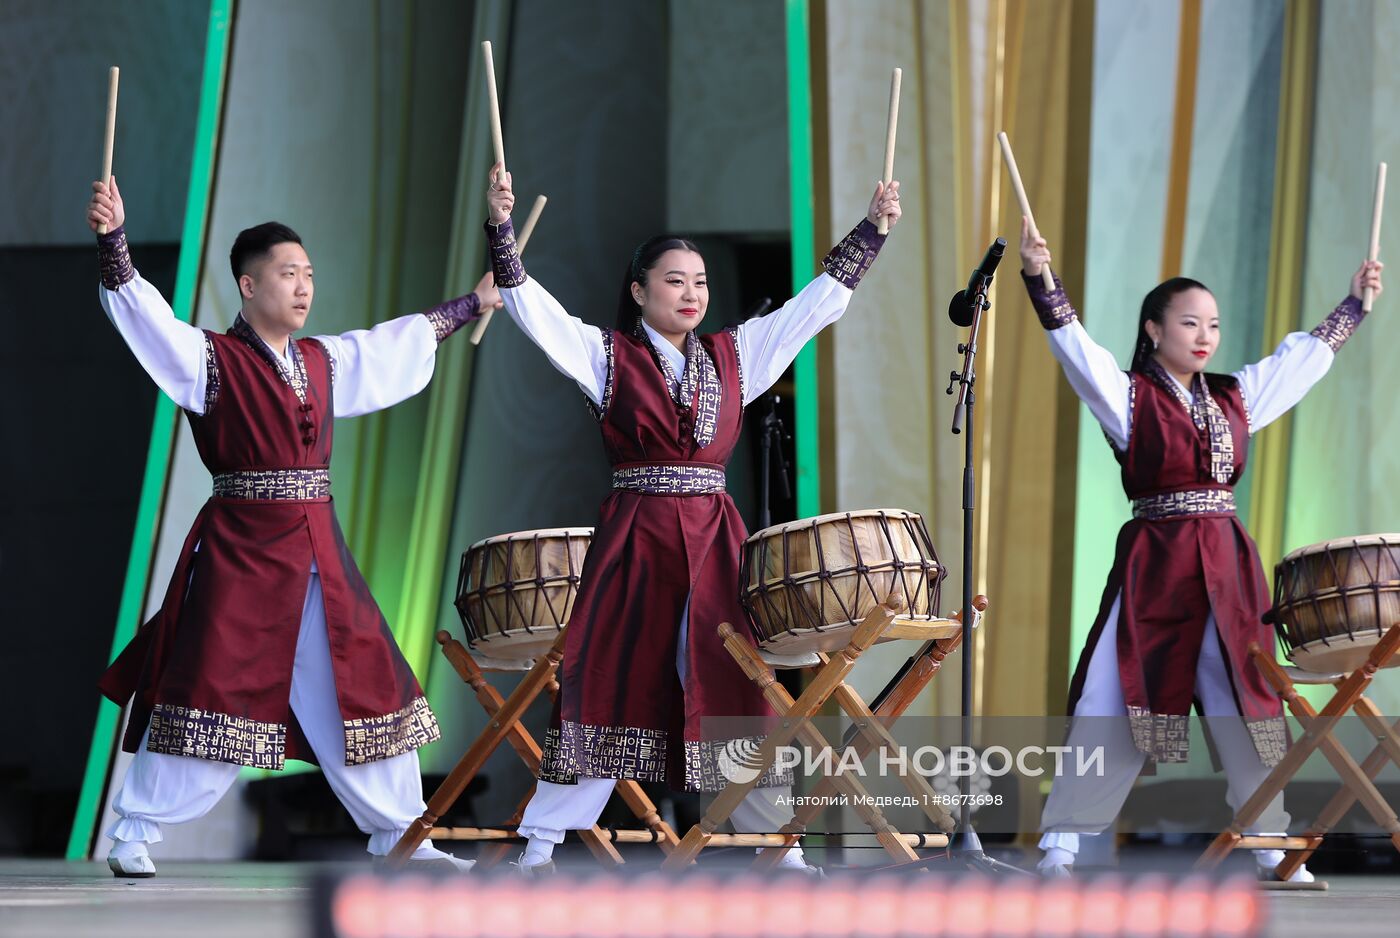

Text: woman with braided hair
xmin=483 ymin=163 xmax=901 ymax=873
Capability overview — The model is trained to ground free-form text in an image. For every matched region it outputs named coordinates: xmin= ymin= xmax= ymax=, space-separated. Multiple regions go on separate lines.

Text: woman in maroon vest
xmin=483 ymin=165 xmax=900 ymax=872
xmin=1018 ymin=218 xmax=1382 ymax=880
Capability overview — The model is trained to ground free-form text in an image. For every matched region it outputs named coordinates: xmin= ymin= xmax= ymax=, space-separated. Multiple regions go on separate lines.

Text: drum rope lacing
xmin=457 ymin=532 xmax=587 ymax=647
xmin=742 ymin=511 xmax=945 ymax=643
xmin=1269 ymin=537 xmax=1400 ymax=664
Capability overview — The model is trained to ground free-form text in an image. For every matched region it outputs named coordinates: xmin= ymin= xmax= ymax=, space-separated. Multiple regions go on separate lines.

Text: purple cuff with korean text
xmin=484 ymin=218 xmax=527 ymax=289
xmin=98 ymin=225 xmax=135 ymax=291
xmin=821 ymin=219 xmax=886 ymax=289
xmin=423 ymin=293 xmax=482 ymax=344
xmin=1309 ymin=295 xmax=1367 ymax=353
xmin=1022 ymin=271 xmax=1077 ymax=330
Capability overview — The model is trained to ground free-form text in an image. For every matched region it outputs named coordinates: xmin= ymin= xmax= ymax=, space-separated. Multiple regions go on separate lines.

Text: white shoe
xmin=1037 ymin=846 xmax=1074 ymax=879
xmin=774 ymin=853 xmax=825 ymax=877
xmin=374 ymin=847 xmax=476 ymax=873
xmin=423 ymin=850 xmax=476 ymax=874
xmin=1254 ymin=849 xmax=1314 ymax=883
xmin=511 ymin=853 xmax=556 ymax=877
xmin=107 ymin=844 xmax=156 ymax=879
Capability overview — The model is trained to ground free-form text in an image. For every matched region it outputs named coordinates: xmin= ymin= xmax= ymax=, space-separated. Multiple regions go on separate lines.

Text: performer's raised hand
xmin=868 ymin=179 xmax=902 ymax=229
xmin=487 ymin=162 xmax=515 ymax=224
xmin=472 ymin=271 xmax=503 ymax=311
xmin=88 ymin=177 xmax=125 ymax=233
xmin=1020 ymin=215 xmax=1051 ymax=277
xmin=1350 ymin=259 xmax=1384 ymax=302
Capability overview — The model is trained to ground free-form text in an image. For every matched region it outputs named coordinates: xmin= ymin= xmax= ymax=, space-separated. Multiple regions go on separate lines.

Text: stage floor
xmin=0 ymin=860 xmax=316 ymax=938
xmin=1 ymin=858 xmax=1397 ymax=937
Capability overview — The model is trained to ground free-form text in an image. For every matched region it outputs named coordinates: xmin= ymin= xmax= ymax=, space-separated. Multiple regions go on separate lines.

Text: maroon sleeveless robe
xmin=98 ymin=321 xmax=439 ymax=769
xmin=1068 ymin=368 xmax=1286 ymax=766
xmin=538 ymin=327 xmax=787 ymax=792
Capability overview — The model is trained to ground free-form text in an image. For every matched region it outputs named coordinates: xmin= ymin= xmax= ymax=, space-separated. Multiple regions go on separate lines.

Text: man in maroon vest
xmin=88 ymin=176 xmax=494 ymax=876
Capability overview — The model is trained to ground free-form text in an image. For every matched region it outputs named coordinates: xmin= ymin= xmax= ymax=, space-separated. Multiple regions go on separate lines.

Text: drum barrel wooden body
xmin=1273 ymin=534 xmax=1400 ymax=673
xmin=741 ymin=509 xmax=945 ymax=655
xmin=454 ymin=527 xmax=593 ymax=659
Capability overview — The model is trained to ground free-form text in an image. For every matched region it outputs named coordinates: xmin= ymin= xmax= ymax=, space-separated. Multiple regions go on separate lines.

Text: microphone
xmin=743 ymin=296 xmax=773 ymax=321
xmin=947 ymin=238 xmax=1006 ymax=327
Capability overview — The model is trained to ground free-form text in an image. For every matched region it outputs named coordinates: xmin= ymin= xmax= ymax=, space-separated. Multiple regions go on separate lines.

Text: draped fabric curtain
xmin=815 ymin=0 xmax=1089 ymax=728
xmin=814 ymin=0 xmax=970 ymax=720
xmin=1282 ymin=0 xmax=1400 ymax=717
xmin=964 ymin=0 xmax=1093 ymax=724
xmin=379 ymin=0 xmax=515 ymax=684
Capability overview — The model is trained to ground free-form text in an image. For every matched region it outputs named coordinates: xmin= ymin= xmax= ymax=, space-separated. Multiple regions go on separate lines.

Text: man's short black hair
xmin=229 ymin=222 xmax=303 ymax=282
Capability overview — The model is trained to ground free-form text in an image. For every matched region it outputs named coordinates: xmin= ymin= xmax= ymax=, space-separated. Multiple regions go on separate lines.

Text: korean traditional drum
xmin=454 ymin=527 xmax=593 ymax=659
xmin=1272 ymin=534 xmax=1400 ymax=674
xmin=741 ymin=509 xmax=945 ymax=655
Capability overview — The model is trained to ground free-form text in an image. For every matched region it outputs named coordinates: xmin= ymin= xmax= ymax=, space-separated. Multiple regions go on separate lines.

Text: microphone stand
xmin=741 ymin=296 xmax=790 ymax=532
xmin=757 ymin=393 xmax=792 ymax=531
xmin=843 ymin=255 xmax=1026 ymax=875
xmin=940 ymin=261 xmax=1032 ymax=877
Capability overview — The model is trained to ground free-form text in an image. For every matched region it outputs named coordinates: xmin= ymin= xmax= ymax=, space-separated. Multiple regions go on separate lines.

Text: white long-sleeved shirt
xmin=1045 ymin=320 xmax=1335 ymax=452
xmin=497 ymin=272 xmax=857 ymax=408
xmin=99 ymin=271 xmax=443 ymax=418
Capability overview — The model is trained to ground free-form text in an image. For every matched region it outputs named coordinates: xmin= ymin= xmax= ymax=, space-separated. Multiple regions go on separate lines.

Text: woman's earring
xmin=1152 ymin=338 xmax=1159 ymax=351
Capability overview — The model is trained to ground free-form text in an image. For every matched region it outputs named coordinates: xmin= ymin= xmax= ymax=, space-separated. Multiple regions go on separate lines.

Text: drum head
xmin=465 ymin=629 xmax=562 ymax=660
xmin=1280 ymin=533 xmax=1400 ymax=564
xmin=466 ymin=526 xmax=595 ymax=552
xmin=1287 ymin=633 xmax=1400 ymax=674
xmin=746 ymin=508 xmax=921 ymax=542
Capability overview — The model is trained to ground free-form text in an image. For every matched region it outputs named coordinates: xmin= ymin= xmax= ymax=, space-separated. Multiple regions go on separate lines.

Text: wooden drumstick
xmin=482 ymin=40 xmax=506 ymax=178
xmin=514 ymin=193 xmax=546 ymax=254
xmin=1364 ymin=161 xmax=1387 ymax=312
xmin=97 ymin=66 xmax=120 ymax=235
xmin=470 ymin=194 xmax=547 ymax=345
xmin=471 ymin=40 xmax=509 ymax=346
xmin=877 ymin=67 xmax=902 ymax=236
xmin=997 ymin=131 xmax=1055 ymax=291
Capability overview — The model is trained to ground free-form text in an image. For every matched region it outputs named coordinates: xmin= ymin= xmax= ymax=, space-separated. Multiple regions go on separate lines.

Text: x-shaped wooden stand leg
xmin=750 ymin=627 xmax=967 ymax=871
xmin=1196 ymin=623 xmax=1400 ymax=876
xmin=745 ymin=603 xmax=982 ymax=872
xmin=662 ymin=599 xmax=969 ymax=872
xmin=1272 ymin=698 xmax=1400 ymax=881
xmin=388 ymin=627 xmax=678 ymax=868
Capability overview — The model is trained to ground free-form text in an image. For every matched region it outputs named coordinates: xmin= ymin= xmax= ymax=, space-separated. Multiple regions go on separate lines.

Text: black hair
xmin=1130 ymin=277 xmax=1212 ymax=372
xmin=229 ymin=222 xmax=304 ymax=283
xmin=614 ymin=235 xmax=704 ymax=331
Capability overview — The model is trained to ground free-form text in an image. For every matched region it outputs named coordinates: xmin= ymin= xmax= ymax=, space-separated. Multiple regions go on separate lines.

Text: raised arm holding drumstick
xmin=470 ymin=192 xmax=546 ymax=344
xmin=483 ymin=146 xmax=900 ymax=875
xmin=1015 ymin=173 xmax=1382 ymax=883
